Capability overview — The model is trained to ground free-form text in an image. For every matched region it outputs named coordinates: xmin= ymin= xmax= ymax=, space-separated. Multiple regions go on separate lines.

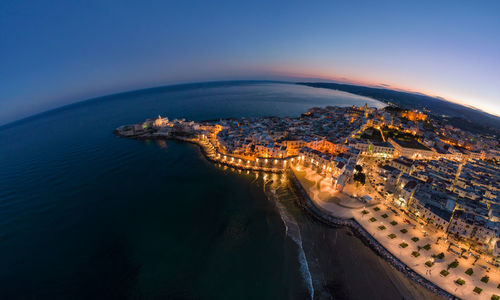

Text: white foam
xmin=265 ymin=181 xmax=314 ymax=300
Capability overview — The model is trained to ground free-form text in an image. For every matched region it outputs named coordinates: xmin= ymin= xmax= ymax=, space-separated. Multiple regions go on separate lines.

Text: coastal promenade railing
xmin=194 ymin=136 xmax=292 ymax=173
xmin=286 ymin=169 xmax=455 ymax=300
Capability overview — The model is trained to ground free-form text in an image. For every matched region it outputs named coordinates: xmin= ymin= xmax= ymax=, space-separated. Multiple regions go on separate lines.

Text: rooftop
xmin=391 ymin=138 xmax=432 ymax=151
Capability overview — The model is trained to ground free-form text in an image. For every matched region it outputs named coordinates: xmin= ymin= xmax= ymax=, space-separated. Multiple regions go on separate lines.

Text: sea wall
xmin=184 ymin=138 xmax=286 ymax=174
xmin=116 ymin=128 xmax=456 ymax=299
xmin=114 ymin=130 xmax=287 ymax=173
xmin=287 ymin=170 xmax=457 ymax=300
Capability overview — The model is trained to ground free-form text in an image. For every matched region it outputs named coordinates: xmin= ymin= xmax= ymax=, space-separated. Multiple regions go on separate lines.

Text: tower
xmin=154 ymin=115 xmax=163 ymax=127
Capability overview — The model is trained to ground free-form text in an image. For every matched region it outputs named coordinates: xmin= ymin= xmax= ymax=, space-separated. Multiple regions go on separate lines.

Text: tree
xmin=353 ymin=172 xmax=366 ymax=185
xmin=355 ymin=164 xmax=363 ymax=173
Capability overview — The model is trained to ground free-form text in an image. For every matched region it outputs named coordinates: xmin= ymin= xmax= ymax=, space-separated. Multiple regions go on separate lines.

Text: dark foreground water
xmin=0 ymin=81 xmax=439 ymax=299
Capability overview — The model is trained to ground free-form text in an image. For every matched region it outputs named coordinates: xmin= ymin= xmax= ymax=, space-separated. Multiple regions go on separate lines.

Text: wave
xmin=264 ymin=180 xmax=314 ymax=300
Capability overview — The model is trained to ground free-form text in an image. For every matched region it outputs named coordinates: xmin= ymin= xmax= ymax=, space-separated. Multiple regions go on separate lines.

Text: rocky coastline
xmin=287 ymin=170 xmax=457 ymax=300
xmin=115 ymin=127 xmax=457 ymax=299
xmin=114 ymin=129 xmax=287 ymax=173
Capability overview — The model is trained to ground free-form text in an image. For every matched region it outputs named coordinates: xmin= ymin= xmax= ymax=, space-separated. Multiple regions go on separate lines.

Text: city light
xmin=120 ymin=103 xmax=500 ymax=299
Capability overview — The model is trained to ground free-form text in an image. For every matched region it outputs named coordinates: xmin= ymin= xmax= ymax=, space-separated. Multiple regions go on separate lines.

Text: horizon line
xmin=1 ymin=78 xmax=498 ymax=129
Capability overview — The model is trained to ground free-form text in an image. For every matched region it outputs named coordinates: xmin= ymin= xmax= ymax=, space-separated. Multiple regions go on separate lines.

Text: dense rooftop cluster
xmin=379 ymin=156 xmax=500 ymax=252
xmin=119 ymin=102 xmax=500 ymax=254
xmin=215 ymin=106 xmax=368 ymax=158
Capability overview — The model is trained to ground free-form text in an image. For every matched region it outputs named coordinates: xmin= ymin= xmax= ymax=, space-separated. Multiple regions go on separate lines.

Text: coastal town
xmin=116 ymin=104 xmax=500 ymax=299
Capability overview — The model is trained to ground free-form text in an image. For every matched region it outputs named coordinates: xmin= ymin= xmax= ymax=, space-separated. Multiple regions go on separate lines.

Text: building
xmin=390 ymin=157 xmax=414 ymax=174
xmin=388 ymin=138 xmax=435 ymax=159
xmin=401 ymin=110 xmax=427 ymax=121
xmin=447 ymin=210 xmax=496 ymax=246
xmin=282 ymin=139 xmax=306 ymax=156
xmin=370 ymin=141 xmax=395 ymax=157
xmin=298 ymin=147 xmax=336 ymax=174
xmin=351 ymin=140 xmax=395 ymax=157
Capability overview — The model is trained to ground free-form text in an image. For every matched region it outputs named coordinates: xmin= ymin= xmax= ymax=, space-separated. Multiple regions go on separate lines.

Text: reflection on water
xmin=156 ymin=139 xmax=167 ymax=149
xmin=0 ymin=81 xmax=437 ymax=299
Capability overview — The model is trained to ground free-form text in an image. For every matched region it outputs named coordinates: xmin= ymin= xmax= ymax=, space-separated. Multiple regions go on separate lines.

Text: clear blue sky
xmin=1 ymin=0 xmax=499 ymax=124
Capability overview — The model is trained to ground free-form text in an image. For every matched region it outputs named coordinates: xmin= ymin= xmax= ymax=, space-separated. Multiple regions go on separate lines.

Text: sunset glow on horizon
xmin=262 ymin=67 xmax=500 ymax=117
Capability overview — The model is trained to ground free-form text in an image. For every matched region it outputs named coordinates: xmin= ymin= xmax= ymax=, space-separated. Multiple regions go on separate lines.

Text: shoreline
xmin=287 ymin=169 xmax=456 ymax=300
xmin=114 ymin=130 xmax=287 ymax=173
xmin=116 ymin=131 xmax=457 ymax=299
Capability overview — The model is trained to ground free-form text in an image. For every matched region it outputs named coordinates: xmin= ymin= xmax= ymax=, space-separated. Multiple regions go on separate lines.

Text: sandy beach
xmin=265 ymin=176 xmax=443 ymax=300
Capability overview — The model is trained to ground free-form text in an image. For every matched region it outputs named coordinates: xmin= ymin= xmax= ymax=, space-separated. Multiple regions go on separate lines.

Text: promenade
xmin=116 ymin=125 xmax=499 ymax=299
xmin=291 ymin=165 xmax=500 ymax=300
xmin=117 ymin=130 xmax=289 ymax=173
xmin=196 ymin=136 xmax=289 ymax=173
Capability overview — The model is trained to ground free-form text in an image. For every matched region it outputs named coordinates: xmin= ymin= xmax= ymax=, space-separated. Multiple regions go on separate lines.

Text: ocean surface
xmin=0 ymin=81 xmax=440 ymax=299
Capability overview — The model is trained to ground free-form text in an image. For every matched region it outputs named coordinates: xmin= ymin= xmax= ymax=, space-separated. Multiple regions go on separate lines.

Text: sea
xmin=0 ymin=81 xmax=441 ymax=299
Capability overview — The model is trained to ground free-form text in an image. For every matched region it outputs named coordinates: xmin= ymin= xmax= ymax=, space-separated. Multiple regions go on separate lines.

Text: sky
xmin=1 ymin=0 xmax=499 ymax=125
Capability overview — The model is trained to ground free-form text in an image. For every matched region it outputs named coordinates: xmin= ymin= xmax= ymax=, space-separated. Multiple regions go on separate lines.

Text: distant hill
xmin=298 ymin=82 xmax=500 ymax=135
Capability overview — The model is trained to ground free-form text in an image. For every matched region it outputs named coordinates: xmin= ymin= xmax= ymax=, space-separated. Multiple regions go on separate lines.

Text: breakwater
xmin=287 ymin=170 xmax=457 ymax=300
xmin=116 ymin=128 xmax=456 ymax=299
xmin=114 ymin=130 xmax=288 ymax=173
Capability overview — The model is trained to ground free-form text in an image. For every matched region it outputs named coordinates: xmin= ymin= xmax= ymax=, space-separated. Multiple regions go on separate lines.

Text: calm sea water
xmin=0 ymin=81 xmax=437 ymax=299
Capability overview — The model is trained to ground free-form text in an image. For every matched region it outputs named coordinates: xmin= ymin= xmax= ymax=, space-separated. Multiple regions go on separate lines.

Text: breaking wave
xmin=264 ymin=180 xmax=314 ymax=300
